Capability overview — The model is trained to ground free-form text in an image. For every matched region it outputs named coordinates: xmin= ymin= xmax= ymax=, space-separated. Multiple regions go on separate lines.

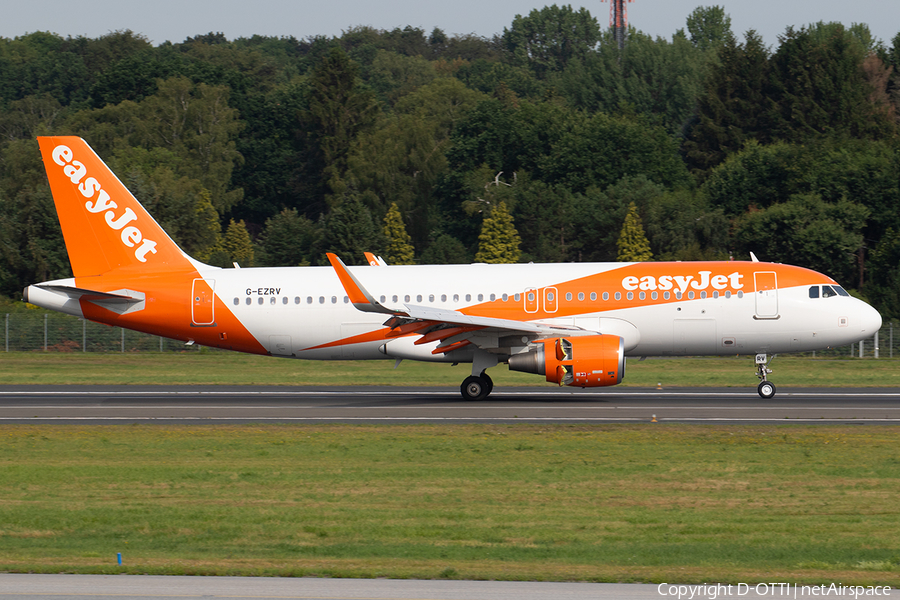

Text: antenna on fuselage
xmin=750 ymin=252 xmax=760 ymax=263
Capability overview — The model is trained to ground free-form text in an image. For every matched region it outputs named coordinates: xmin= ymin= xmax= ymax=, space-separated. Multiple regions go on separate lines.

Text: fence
xmin=2 ymin=312 xmax=897 ymax=357
xmin=3 ymin=312 xmax=198 ymax=353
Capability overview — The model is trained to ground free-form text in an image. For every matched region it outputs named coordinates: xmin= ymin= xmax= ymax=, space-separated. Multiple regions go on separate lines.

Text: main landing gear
xmin=755 ymin=353 xmax=776 ymax=399
xmin=461 ymin=372 xmax=494 ymax=401
xmin=460 ymin=349 xmax=499 ymax=400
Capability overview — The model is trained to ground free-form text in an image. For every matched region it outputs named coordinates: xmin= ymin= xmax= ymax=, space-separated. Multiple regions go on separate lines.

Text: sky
xmin=3 ymin=0 xmax=900 ymax=49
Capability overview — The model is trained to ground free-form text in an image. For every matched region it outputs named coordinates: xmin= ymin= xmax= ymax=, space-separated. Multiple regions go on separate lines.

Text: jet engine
xmin=508 ymin=335 xmax=625 ymax=387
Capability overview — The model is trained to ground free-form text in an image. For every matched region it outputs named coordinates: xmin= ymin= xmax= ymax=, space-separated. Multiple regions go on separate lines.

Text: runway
xmin=0 ymin=574 xmax=872 ymax=599
xmin=2 ymin=385 xmax=900 ymax=424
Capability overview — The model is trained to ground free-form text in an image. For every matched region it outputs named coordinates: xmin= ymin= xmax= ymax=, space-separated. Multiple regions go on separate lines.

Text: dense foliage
xmin=3 ymin=7 xmax=900 ymax=318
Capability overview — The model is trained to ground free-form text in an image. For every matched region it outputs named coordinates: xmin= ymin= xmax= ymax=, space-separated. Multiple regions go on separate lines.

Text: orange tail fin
xmin=37 ymin=136 xmax=195 ymax=277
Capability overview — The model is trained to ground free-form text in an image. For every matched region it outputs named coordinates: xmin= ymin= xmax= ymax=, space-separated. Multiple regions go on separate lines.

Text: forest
xmin=3 ymin=5 xmax=900 ymax=319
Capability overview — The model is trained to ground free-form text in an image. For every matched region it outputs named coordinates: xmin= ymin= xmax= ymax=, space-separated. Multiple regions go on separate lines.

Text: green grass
xmin=0 ymin=424 xmax=899 ymax=584
xmin=0 ymin=352 xmax=898 ymax=387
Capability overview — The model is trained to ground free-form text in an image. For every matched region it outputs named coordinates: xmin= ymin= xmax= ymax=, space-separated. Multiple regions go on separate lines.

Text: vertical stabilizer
xmin=37 ymin=136 xmax=194 ymax=277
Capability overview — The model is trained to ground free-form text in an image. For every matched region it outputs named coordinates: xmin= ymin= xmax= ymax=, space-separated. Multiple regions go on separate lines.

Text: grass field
xmin=0 ymin=424 xmax=898 ymax=584
xmin=0 ymin=352 xmax=898 ymax=388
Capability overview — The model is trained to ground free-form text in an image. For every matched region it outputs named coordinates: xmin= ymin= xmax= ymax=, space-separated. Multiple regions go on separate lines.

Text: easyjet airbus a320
xmin=24 ymin=137 xmax=882 ymax=399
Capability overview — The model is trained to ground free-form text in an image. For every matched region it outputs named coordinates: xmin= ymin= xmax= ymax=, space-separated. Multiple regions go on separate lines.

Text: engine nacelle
xmin=508 ymin=335 xmax=625 ymax=387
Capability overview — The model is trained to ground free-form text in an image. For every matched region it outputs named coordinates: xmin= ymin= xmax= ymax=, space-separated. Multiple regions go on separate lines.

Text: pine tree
xmin=474 ymin=201 xmax=521 ymax=263
xmin=221 ymin=219 xmax=255 ymax=267
xmin=617 ymin=202 xmax=653 ymax=262
xmin=383 ymin=202 xmax=415 ymax=265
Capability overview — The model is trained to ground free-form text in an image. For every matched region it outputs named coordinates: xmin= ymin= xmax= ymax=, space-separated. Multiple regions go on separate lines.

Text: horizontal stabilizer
xmin=35 ymin=285 xmax=139 ymax=303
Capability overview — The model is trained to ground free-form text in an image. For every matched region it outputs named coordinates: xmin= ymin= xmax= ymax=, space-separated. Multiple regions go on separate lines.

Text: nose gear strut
xmin=755 ymin=353 xmax=776 ymax=398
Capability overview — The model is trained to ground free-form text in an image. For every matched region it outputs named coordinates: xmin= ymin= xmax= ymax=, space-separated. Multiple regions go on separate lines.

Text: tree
xmin=419 ymin=234 xmax=469 ymax=264
xmin=732 ymin=194 xmax=869 ymax=286
xmin=316 ymin=190 xmax=384 ymax=265
xmin=502 ymin=4 xmax=602 ymax=78
xmin=682 ymin=30 xmax=773 ymax=174
xmin=686 ymin=6 xmax=733 ymax=52
xmin=220 ymin=219 xmax=255 ymax=267
xmin=258 ymin=208 xmax=318 ymax=267
xmin=768 ymin=23 xmax=896 ymax=142
xmin=301 ymin=47 xmax=378 ymax=207
xmin=474 ymin=201 xmax=520 ymax=263
xmin=383 ymin=203 xmax=415 ymax=265
xmin=616 ymin=202 xmax=653 ymax=261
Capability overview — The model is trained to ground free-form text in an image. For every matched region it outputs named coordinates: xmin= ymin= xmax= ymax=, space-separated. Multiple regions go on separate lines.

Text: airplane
xmin=23 ymin=136 xmax=883 ymax=400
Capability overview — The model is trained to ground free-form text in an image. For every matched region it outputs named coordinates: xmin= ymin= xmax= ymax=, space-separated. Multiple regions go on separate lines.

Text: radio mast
xmin=602 ymin=0 xmax=634 ymax=51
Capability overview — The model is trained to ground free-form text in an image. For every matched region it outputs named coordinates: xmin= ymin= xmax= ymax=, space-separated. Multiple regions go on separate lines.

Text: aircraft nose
xmin=857 ymin=301 xmax=883 ymax=335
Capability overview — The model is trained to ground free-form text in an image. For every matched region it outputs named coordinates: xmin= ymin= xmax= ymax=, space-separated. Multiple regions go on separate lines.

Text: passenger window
xmin=652 ymin=291 xmax=658 ymax=300
xmin=501 ymin=293 xmax=508 ymax=301
xmin=590 ymin=292 xmax=597 ymax=301
xmin=270 ymin=297 xmax=276 ymax=305
xmin=453 ymin=294 xmax=460 ymax=302
xmin=478 ymin=294 xmax=484 ymax=301
xmin=442 ymin=294 xmax=447 ymax=302
xmin=331 ymin=296 xmax=337 ymax=304
xmin=307 ymin=297 xmax=313 ymax=304
xmin=565 ymin=292 xmax=572 ymax=301
xmin=700 ymin=291 xmax=707 ymax=299
xmin=417 ymin=295 xmax=423 ymax=302
xmin=578 ymin=292 xmax=585 ymax=301
xmin=405 ymin=295 xmax=411 ymax=302
xmin=295 ymin=297 xmax=300 ymax=304
xmin=809 ymin=286 xmax=820 ymax=299
xmin=344 ymin=296 xmax=349 ymax=303
xmin=429 ymin=294 xmax=435 ymax=302
xmin=513 ymin=293 xmax=520 ymax=302
xmin=614 ymin=292 xmax=621 ymax=301
xmin=393 ymin=295 xmax=399 ymax=303
xmin=258 ymin=297 xmax=264 ymax=305
xmin=319 ymin=297 xmax=325 ymax=304
xmin=664 ymin=291 xmax=670 ymax=300
xmin=627 ymin=292 xmax=634 ymax=300
xmin=638 ymin=292 xmax=645 ymax=300
xmin=465 ymin=294 xmax=471 ymax=302
xmin=233 ymin=298 xmax=239 ymax=306
xmin=822 ymin=286 xmax=837 ymax=298
xmin=245 ymin=297 xmax=251 ymax=305
xmin=282 ymin=297 xmax=288 ymax=305
xmin=602 ymin=292 xmax=609 ymax=301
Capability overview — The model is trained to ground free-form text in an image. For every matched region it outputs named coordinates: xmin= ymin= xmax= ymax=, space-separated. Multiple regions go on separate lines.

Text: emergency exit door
xmin=754 ymin=272 xmax=778 ymax=318
xmin=191 ymin=279 xmax=216 ymax=326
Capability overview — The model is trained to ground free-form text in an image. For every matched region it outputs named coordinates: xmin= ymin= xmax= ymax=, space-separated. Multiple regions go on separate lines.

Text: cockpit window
xmin=821 ymin=285 xmax=837 ymax=298
xmin=834 ymin=286 xmax=850 ymax=297
xmin=808 ymin=286 xmax=819 ymax=299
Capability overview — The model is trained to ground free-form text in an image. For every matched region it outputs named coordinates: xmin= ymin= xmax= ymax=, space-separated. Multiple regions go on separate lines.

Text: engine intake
xmin=508 ymin=335 xmax=625 ymax=387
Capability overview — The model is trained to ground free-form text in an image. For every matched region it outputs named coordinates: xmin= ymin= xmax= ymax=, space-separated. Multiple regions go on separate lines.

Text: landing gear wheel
xmin=757 ymin=381 xmax=776 ymax=399
xmin=482 ymin=373 xmax=494 ymax=396
xmin=461 ymin=375 xmax=491 ymax=401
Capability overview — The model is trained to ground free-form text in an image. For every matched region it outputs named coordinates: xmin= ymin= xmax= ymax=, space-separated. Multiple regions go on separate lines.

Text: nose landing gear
xmin=755 ymin=353 xmax=776 ymax=398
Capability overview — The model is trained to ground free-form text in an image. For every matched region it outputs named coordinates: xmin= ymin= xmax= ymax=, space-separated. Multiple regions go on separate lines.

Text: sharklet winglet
xmin=326 ymin=253 xmax=405 ymax=316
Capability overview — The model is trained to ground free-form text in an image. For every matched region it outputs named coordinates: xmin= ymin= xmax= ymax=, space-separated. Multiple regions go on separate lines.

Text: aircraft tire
xmin=461 ymin=375 xmax=490 ymax=401
xmin=757 ymin=381 xmax=776 ymax=399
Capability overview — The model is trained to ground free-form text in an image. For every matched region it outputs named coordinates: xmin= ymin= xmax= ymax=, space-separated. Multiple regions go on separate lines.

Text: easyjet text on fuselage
xmin=621 ymin=271 xmax=744 ymax=293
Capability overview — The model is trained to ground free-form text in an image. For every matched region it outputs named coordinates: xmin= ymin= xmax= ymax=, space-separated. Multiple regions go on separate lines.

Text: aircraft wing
xmin=327 ymin=254 xmax=582 ymax=354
